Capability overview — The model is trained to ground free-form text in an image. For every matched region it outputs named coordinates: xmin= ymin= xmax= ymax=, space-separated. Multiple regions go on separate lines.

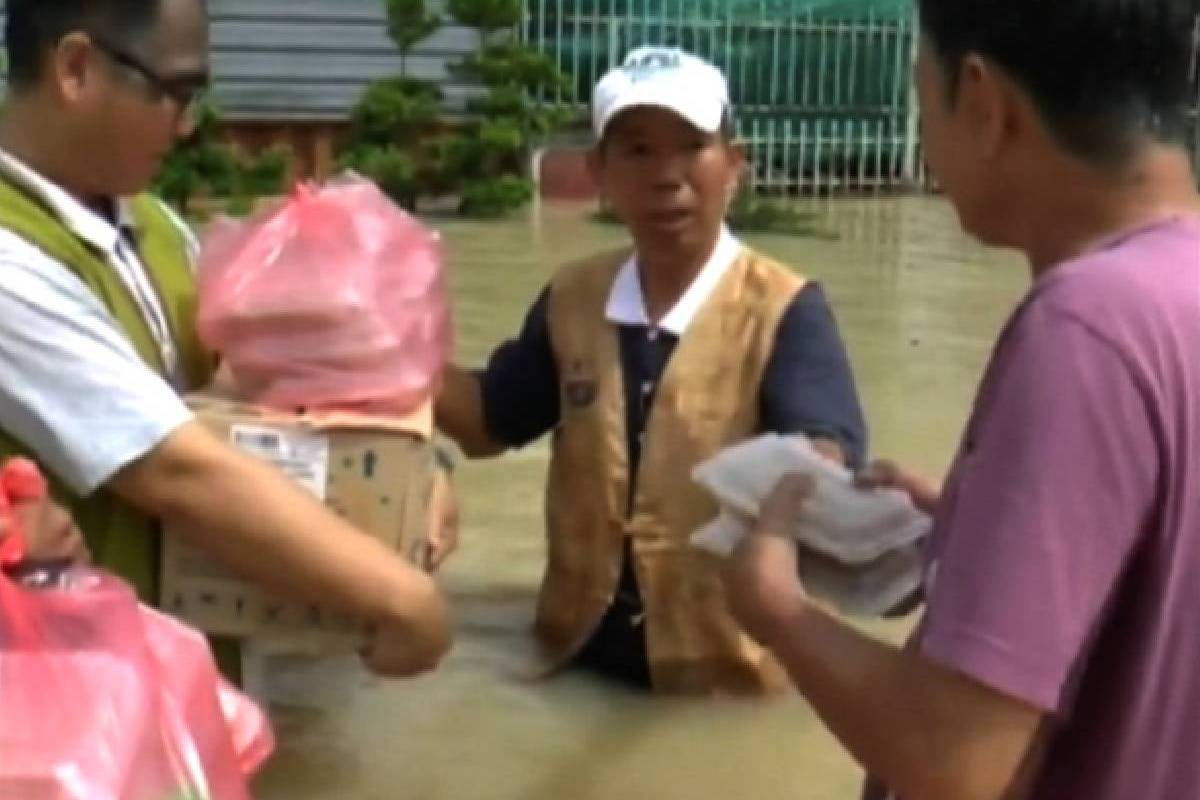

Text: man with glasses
xmin=0 ymin=0 xmax=453 ymax=681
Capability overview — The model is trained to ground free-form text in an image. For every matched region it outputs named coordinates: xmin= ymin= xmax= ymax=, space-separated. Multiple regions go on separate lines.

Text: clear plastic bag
xmin=0 ymin=459 xmax=274 ymax=800
xmin=197 ymin=173 xmax=452 ymax=414
xmin=691 ymin=434 xmax=931 ymax=564
xmin=690 ymin=435 xmax=931 ymax=617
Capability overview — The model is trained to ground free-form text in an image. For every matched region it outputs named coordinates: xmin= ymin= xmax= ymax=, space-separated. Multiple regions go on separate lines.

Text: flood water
xmin=253 ymin=197 xmax=1027 ymax=800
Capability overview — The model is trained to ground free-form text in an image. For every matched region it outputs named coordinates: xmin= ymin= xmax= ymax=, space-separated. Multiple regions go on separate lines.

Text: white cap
xmin=592 ymin=47 xmax=731 ymax=138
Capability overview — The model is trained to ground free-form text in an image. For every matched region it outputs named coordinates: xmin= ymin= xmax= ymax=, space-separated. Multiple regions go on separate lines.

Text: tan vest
xmin=539 ymin=247 xmax=805 ymax=695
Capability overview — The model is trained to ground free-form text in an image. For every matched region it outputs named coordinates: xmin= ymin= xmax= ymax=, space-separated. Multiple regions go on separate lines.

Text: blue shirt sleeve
xmin=761 ymin=282 xmax=868 ymax=468
xmin=479 ymin=286 xmax=562 ymax=448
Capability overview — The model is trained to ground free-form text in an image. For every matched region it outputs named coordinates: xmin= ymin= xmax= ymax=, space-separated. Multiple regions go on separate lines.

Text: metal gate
xmin=523 ymin=0 xmax=924 ymax=195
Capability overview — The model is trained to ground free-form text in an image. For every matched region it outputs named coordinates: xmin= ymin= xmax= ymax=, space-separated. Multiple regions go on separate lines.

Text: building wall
xmin=0 ymin=0 xmax=483 ymax=179
xmin=206 ymin=0 xmax=480 ymax=121
xmin=0 ymin=0 xmax=480 ymax=120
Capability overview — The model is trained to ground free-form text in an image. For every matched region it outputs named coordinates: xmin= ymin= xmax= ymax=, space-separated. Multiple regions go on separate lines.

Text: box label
xmin=230 ymin=423 xmax=330 ymax=500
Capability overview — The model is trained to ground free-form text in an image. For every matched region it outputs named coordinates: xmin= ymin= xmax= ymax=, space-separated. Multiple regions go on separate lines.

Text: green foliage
xmin=446 ymin=0 xmax=522 ymax=36
xmin=340 ymin=145 xmax=420 ymax=208
xmin=235 ymin=146 xmax=290 ymax=198
xmin=478 ymin=118 xmax=524 ymax=158
xmin=152 ymin=102 xmax=289 ymax=214
xmin=459 ymin=175 xmax=534 ymax=217
xmin=386 ymin=0 xmax=441 ymax=59
xmin=337 ymin=0 xmax=574 ymax=217
xmin=153 ymin=102 xmax=234 ymax=209
xmin=468 ymin=85 xmax=574 ymax=136
xmin=350 ymin=77 xmax=443 ymax=147
xmin=452 ymin=44 xmax=572 ymax=96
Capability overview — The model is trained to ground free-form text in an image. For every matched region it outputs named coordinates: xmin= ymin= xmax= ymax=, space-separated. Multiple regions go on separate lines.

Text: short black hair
xmin=918 ymin=0 xmax=1200 ymax=163
xmin=4 ymin=0 xmax=165 ymax=88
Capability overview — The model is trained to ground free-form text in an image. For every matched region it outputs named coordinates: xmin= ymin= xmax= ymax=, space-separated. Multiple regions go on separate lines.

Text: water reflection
xmin=253 ymin=197 xmax=1027 ymax=800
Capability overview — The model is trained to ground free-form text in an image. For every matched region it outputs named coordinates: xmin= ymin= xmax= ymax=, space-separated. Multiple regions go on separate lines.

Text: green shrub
xmin=336 ymin=0 xmax=572 ymax=217
xmin=342 ymin=145 xmax=420 ymax=208
xmin=350 ymin=77 xmax=443 ymax=147
xmin=152 ymin=102 xmax=289 ymax=214
xmin=459 ymin=176 xmax=534 ymax=217
xmin=446 ymin=0 xmax=522 ymax=38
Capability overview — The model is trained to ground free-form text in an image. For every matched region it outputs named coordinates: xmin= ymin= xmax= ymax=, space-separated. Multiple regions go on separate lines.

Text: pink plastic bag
xmin=197 ymin=174 xmax=452 ymax=413
xmin=0 ymin=460 xmax=274 ymax=800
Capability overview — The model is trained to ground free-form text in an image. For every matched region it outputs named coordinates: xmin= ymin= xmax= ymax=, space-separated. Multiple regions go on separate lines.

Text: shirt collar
xmin=605 ymin=225 xmax=742 ymax=336
xmin=0 ymin=148 xmax=132 ymax=257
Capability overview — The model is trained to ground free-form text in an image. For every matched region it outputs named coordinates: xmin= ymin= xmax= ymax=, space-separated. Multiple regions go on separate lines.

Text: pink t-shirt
xmin=919 ymin=215 xmax=1200 ymax=799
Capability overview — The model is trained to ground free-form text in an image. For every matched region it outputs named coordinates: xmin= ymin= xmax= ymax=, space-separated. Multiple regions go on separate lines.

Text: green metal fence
xmin=523 ymin=0 xmax=924 ymax=195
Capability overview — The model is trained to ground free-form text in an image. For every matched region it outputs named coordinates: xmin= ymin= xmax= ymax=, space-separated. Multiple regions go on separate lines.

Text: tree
xmin=153 ymin=102 xmax=288 ymax=216
xmin=339 ymin=0 xmax=574 ymax=216
xmin=386 ymin=0 xmax=441 ymax=77
xmin=446 ymin=0 xmax=522 ymax=49
xmin=349 ymin=76 xmax=443 ymax=147
xmin=340 ymin=1 xmax=445 ymax=210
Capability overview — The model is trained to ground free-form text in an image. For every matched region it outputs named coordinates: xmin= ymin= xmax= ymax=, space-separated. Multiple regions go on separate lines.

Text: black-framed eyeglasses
xmin=91 ymin=37 xmax=209 ymax=119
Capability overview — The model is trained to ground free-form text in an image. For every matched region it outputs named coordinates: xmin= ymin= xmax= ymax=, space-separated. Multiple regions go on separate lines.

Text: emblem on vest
xmin=563 ymin=358 xmax=597 ymax=409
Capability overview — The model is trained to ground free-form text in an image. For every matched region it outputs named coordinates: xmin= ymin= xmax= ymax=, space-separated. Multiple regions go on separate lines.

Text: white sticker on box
xmin=230 ymin=424 xmax=330 ymax=500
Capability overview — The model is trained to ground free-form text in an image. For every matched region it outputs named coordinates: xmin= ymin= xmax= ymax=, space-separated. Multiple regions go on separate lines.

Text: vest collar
xmin=0 ymin=148 xmax=134 ymax=259
xmin=604 ymin=225 xmax=742 ymax=336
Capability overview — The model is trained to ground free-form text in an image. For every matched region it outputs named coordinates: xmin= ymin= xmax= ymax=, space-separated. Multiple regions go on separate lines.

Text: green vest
xmin=0 ymin=175 xmax=214 ymax=604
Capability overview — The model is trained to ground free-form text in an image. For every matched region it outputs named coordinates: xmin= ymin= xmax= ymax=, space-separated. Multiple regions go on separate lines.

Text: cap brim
xmin=596 ymin=91 xmax=725 ymax=138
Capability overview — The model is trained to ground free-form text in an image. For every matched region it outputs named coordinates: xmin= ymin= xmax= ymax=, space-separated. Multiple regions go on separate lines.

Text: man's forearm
xmin=436 ymin=365 xmax=505 ymax=458
xmin=110 ymin=424 xmax=450 ymax=660
xmin=764 ymin=601 xmax=1042 ymax=800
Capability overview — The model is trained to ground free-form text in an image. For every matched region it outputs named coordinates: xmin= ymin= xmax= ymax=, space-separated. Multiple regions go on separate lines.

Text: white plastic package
xmin=691 ymin=434 xmax=931 ymax=616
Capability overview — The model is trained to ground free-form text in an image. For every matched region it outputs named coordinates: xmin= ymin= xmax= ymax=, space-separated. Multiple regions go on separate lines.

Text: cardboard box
xmin=160 ymin=392 xmax=434 ymax=650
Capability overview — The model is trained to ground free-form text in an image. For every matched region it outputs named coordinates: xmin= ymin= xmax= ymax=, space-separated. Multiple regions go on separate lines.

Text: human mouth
xmin=645 ymin=208 xmax=693 ymax=231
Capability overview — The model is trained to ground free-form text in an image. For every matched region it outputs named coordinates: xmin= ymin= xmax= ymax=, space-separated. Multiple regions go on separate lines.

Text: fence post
xmin=901 ymin=9 xmax=922 ymax=187
xmin=814 ymin=119 xmax=824 ymax=195
xmin=608 ymin=8 xmax=620 ymax=68
xmin=798 ymin=120 xmax=809 ymax=196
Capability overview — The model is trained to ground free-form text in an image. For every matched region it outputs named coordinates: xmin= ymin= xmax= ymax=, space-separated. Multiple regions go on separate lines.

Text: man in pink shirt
xmin=721 ymin=1 xmax=1200 ymax=798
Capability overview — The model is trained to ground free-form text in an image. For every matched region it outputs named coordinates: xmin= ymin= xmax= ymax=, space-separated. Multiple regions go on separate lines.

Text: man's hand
xmin=721 ymin=475 xmax=1045 ymax=800
xmin=722 ymin=474 xmax=813 ymax=645
xmin=856 ymin=459 xmax=941 ymax=515
xmin=810 ymin=437 xmax=846 ymax=465
xmin=2 ymin=496 xmax=89 ymax=564
xmin=112 ymin=422 xmax=452 ymax=678
xmin=414 ymin=468 xmax=459 ymax=573
xmin=360 ymin=582 xmax=452 ymax=677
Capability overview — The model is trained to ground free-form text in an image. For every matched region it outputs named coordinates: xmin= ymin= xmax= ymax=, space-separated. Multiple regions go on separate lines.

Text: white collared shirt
xmin=0 ymin=150 xmax=192 ymax=494
xmin=604 ymin=226 xmax=742 ymax=335
xmin=0 ymin=149 xmax=197 ymax=379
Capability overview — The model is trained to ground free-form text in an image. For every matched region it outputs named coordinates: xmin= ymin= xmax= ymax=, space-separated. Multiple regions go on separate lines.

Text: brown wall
xmin=220 ymin=123 xmax=609 ymax=202
xmin=220 ymin=121 xmax=351 ymax=184
xmin=537 ymin=147 xmax=599 ymax=201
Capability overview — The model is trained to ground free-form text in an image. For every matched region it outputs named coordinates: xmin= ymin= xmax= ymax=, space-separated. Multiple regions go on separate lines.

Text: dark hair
xmin=918 ymin=0 xmax=1200 ymax=163
xmin=4 ymin=0 xmax=164 ymax=88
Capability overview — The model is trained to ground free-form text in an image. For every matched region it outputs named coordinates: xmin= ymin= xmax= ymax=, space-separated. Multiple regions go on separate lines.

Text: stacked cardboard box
xmin=160 ymin=392 xmax=434 ymax=650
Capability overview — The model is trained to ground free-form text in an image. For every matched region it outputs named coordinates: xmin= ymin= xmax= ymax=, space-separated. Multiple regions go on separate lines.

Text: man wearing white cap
xmin=437 ymin=47 xmax=865 ymax=694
